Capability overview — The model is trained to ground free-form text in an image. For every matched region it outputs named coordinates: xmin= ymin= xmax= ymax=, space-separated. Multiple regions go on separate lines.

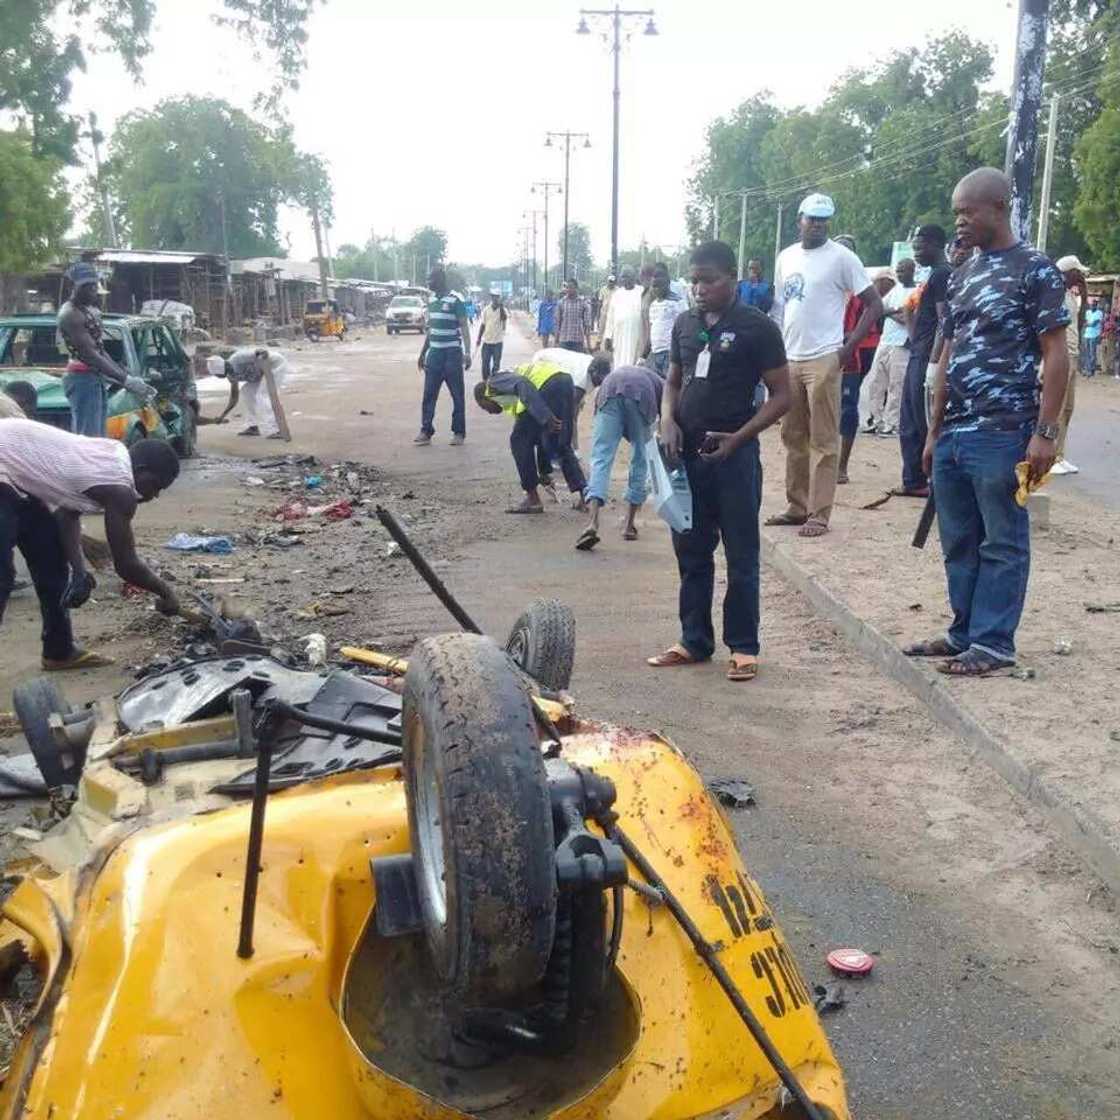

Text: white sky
xmin=67 ymin=0 xmax=1019 ymax=267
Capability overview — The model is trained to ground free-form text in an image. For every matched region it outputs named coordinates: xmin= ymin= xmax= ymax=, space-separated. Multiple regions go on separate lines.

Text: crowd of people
xmin=414 ymin=166 xmax=1079 ymax=682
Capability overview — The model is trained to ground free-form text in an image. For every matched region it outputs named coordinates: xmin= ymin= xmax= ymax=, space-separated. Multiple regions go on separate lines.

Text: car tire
xmin=403 ymin=632 xmax=556 ymax=1000
xmin=171 ymin=404 xmax=197 ymax=459
xmin=12 ymin=678 xmax=80 ymax=788
xmin=505 ymin=598 xmax=576 ymax=692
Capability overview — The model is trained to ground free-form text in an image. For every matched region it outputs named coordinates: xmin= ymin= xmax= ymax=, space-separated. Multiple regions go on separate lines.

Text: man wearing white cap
xmin=767 ymin=193 xmax=881 ymax=537
xmin=206 ymin=347 xmax=291 ymax=438
xmin=1051 ymin=255 xmax=1089 ymax=475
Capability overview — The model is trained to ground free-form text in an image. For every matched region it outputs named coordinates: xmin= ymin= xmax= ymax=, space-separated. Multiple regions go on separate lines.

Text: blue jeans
xmin=672 ymin=439 xmax=762 ymax=659
xmin=649 ymin=350 xmax=670 ymax=378
xmin=420 ymin=347 xmax=465 ymax=436
xmin=933 ymin=426 xmax=1032 ymax=662
xmin=480 ymin=342 xmax=503 ymax=380
xmin=1081 ymin=336 xmax=1099 ymax=375
xmin=586 ymin=396 xmax=651 ymax=507
xmin=62 ymin=372 xmax=107 ymax=437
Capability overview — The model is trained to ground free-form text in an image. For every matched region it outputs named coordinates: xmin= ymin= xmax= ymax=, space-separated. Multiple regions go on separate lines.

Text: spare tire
xmin=12 ymin=678 xmax=76 ymax=788
xmin=505 ymin=599 xmax=576 ymax=692
xmin=403 ymin=632 xmax=556 ymax=1000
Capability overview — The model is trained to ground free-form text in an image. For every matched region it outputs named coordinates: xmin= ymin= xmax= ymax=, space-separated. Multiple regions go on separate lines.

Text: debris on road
xmin=813 ymin=982 xmax=847 ymax=1013
xmin=826 ymin=948 xmax=875 ymax=977
xmin=302 ymin=633 xmax=327 ymax=666
xmin=1010 ymin=667 xmax=1036 ymax=680
xmin=708 ymin=777 xmax=756 ymax=808
xmin=165 ymin=533 xmax=235 ymax=554
xmin=1053 ymin=639 xmax=1072 ymax=655
xmin=1084 ymin=602 xmax=1120 ymax=613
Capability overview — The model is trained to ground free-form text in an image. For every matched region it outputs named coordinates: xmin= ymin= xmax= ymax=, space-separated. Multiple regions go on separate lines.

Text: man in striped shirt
xmin=415 ymin=266 xmax=472 ymax=446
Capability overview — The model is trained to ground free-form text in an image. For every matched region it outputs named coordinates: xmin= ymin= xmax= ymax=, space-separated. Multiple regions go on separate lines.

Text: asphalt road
xmin=4 ymin=321 xmax=1117 ymax=1117
xmin=1061 ymin=374 xmax=1120 ymax=511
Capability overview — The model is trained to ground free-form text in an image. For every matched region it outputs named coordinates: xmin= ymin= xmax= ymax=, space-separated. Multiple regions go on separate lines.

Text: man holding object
xmin=649 ymin=241 xmax=790 ymax=682
xmin=906 ymin=168 xmax=1069 ymax=677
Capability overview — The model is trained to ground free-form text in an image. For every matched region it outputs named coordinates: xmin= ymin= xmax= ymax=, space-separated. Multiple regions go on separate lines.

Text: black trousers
xmin=510 ymin=373 xmax=586 ymax=494
xmin=898 ymin=346 xmax=930 ymax=491
xmin=0 ymin=486 xmax=75 ymax=660
xmin=481 ymin=342 xmax=503 ymax=380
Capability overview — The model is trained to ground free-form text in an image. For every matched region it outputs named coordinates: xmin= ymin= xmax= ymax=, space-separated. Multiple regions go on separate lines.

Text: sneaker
xmin=413 ymin=432 xmax=432 ymax=445
xmin=860 ymin=420 xmax=877 ymax=435
xmin=1050 ymin=458 xmax=1079 ymax=475
xmin=449 ymin=433 xmax=464 ymax=446
xmin=875 ymin=425 xmax=898 ymax=437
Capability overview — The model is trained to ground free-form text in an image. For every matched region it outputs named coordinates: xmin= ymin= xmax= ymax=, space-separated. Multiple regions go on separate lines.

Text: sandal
xmin=765 ymin=511 xmax=808 ymax=526
xmin=647 ymin=644 xmax=704 ymax=668
xmin=903 ymin=637 xmax=960 ymax=658
xmin=622 ymin=526 xmax=638 ymax=541
xmin=936 ymin=648 xmax=1011 ymax=677
xmin=42 ymin=648 xmax=115 ymax=671
xmin=798 ymin=518 xmax=830 ymax=538
xmin=506 ymin=500 xmax=544 ymax=514
xmin=727 ymin=655 xmax=758 ymax=682
xmin=889 ymin=486 xmax=930 ymax=498
xmin=575 ymin=527 xmax=600 ymax=551
xmin=837 ymin=470 xmax=850 ymax=485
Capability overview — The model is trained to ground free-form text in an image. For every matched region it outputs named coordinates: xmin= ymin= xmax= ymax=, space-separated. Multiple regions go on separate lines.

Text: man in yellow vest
xmin=474 ymin=357 xmax=603 ymax=513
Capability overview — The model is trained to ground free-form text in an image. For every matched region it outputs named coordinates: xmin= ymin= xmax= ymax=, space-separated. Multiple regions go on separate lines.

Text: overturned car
xmin=0 ymin=602 xmax=849 ymax=1120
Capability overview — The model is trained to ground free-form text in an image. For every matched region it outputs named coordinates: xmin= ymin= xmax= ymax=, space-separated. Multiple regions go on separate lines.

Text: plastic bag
xmin=646 ymin=434 xmax=692 ymax=533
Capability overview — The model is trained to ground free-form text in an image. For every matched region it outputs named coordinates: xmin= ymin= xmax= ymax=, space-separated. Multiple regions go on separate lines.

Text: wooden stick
xmin=261 ymin=364 xmax=291 ymax=442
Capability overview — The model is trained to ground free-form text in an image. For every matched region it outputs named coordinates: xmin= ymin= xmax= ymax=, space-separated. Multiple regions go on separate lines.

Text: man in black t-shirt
xmin=895 ymin=224 xmax=950 ymax=497
xmin=649 ymin=241 xmax=790 ymax=682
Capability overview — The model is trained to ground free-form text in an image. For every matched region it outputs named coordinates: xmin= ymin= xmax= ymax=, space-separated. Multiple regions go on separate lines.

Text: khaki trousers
xmin=1057 ymin=360 xmax=1077 ymax=460
xmin=781 ymin=352 xmax=842 ymax=523
xmin=860 ymin=342 xmax=908 ymax=430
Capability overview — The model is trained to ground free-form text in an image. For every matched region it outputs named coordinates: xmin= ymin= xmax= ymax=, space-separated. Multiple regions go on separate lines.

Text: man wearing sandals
xmin=907 ymin=168 xmax=1069 ymax=677
xmin=0 ymin=419 xmax=182 ymax=670
xmin=766 ymin=193 xmax=881 ymax=538
xmin=648 ymin=241 xmax=791 ymax=682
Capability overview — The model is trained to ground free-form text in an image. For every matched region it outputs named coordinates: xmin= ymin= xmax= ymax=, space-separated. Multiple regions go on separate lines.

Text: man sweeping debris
xmin=207 ymin=347 xmax=292 ymax=438
xmin=0 ymin=418 xmax=182 ymax=669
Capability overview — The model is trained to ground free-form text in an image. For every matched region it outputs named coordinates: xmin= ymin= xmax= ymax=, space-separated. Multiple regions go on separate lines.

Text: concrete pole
xmin=310 ymin=202 xmax=329 ymax=298
xmin=1004 ymin=0 xmax=1051 ymax=243
xmin=1036 ymin=93 xmax=1059 ymax=252
xmin=737 ymin=193 xmax=748 ymax=280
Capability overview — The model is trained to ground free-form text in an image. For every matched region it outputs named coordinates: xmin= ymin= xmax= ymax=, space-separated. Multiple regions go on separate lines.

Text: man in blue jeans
xmin=575 ymin=362 xmax=661 ymax=551
xmin=650 ymin=241 xmax=790 ymax=682
xmin=57 ymin=261 xmax=155 ymax=436
xmin=907 ymin=168 xmax=1069 ymax=677
xmin=415 ymin=266 xmax=472 ymax=446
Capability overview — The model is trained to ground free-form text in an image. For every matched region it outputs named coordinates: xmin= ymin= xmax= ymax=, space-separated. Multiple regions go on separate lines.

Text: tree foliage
xmin=101 ymin=96 xmax=326 ymax=257
xmin=0 ymin=130 xmax=70 ymax=271
xmin=404 ymin=227 xmax=448 ymax=275
xmin=335 ymin=233 xmax=401 ymax=280
xmin=558 ymin=221 xmax=594 ymax=281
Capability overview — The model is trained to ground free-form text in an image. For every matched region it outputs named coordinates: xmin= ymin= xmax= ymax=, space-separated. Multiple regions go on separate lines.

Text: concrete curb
xmin=761 ymin=531 xmax=1120 ymax=897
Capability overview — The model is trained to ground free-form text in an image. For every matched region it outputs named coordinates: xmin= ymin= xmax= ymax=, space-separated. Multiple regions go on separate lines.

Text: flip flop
xmin=506 ymin=502 xmax=544 ymax=514
xmin=798 ymin=518 xmax=830 ymax=538
xmin=727 ymin=655 xmax=759 ymax=682
xmin=936 ymin=649 xmax=1011 ymax=677
xmin=575 ymin=527 xmax=600 ymax=551
xmin=622 ymin=526 xmax=638 ymax=541
xmin=647 ymin=645 xmax=703 ymax=668
xmin=42 ymin=649 xmax=115 ymax=671
xmin=765 ymin=512 xmax=808 ymax=526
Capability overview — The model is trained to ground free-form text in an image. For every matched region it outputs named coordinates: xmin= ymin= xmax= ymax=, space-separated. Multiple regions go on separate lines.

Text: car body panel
xmin=0 ymin=726 xmax=848 ymax=1120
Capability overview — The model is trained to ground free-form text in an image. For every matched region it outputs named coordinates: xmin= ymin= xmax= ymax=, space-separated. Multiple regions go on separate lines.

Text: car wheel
xmin=505 ymin=598 xmax=576 ymax=692
xmin=171 ymin=404 xmax=197 ymax=459
xmin=403 ymin=632 xmax=556 ymax=1000
xmin=12 ymin=678 xmax=83 ymax=788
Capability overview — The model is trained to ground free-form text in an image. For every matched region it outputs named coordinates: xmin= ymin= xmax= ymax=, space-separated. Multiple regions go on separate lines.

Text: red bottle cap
xmin=827 ymin=948 xmax=874 ymax=976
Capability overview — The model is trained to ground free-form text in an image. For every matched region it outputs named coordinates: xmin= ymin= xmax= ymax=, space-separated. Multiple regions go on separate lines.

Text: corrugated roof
xmin=96 ymin=249 xmax=215 ymax=265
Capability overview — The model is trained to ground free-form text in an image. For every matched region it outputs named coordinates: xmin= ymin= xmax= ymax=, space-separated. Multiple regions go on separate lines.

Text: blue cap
xmin=798 ymin=193 xmax=836 ymax=219
xmin=67 ymin=261 xmax=99 ymax=287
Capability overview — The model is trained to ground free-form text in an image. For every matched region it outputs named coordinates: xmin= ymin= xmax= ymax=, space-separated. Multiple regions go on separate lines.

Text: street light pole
xmin=524 ymin=209 xmax=543 ymax=293
xmin=1004 ymin=0 xmax=1051 ymax=242
xmin=577 ymin=6 xmax=657 ymax=278
xmin=546 ymin=131 xmax=591 ymax=283
xmin=532 ymin=181 xmax=562 ymax=293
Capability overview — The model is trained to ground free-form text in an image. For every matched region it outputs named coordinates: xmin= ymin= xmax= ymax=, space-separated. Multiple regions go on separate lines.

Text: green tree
xmin=0 ymin=129 xmax=69 ymax=271
xmin=558 ymin=221 xmax=594 ymax=281
xmin=403 ymin=226 xmax=448 ymax=280
xmin=1074 ymin=106 xmax=1120 ymax=267
xmin=0 ymin=0 xmax=318 ymax=165
xmin=102 ymin=96 xmax=320 ymax=256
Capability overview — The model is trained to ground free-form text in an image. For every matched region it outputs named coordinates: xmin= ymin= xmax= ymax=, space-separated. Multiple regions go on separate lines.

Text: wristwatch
xmin=1035 ymin=422 xmax=1059 ymax=440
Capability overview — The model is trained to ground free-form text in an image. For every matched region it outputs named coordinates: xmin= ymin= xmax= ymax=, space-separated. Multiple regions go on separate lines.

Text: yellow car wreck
xmin=0 ymin=614 xmax=849 ymax=1120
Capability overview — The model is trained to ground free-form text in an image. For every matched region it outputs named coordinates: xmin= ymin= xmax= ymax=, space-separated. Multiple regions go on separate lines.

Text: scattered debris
xmin=1109 ymin=730 xmax=1120 ymax=743
xmin=165 ymin=533 xmax=235 ymax=554
xmin=359 ymin=409 xmax=373 ymax=415
xmin=861 ymin=492 xmax=892 ymax=510
xmin=1010 ymin=667 xmax=1036 ymax=680
xmin=304 ymin=475 xmax=323 ymax=489
xmin=385 ymin=542 xmax=401 ymax=558
xmin=708 ymin=777 xmax=756 ymax=809
xmin=1085 ymin=602 xmax=1120 ymax=613
xmin=303 ymin=633 xmax=328 ymax=666
xmin=254 ymin=454 xmax=317 ymax=469
xmin=826 ymin=948 xmax=874 ymax=977
xmin=813 ymin=982 xmax=847 ymax=1013
xmin=1053 ymin=639 xmax=1072 ymax=655
xmin=243 ymin=476 xmax=266 ymax=487
xmin=294 ymin=602 xmax=350 ymax=620
xmin=907 ymin=602 xmax=923 ymax=612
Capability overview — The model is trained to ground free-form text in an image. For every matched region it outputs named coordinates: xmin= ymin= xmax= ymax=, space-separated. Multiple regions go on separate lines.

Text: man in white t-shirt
xmin=768 ymin=193 xmax=881 ymax=537
xmin=860 ymin=259 xmax=915 ymax=436
xmin=532 ymin=346 xmax=610 ymax=451
xmin=643 ymin=267 xmax=687 ymax=376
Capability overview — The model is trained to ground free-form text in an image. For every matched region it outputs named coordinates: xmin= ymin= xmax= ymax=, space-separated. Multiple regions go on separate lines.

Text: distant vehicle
xmin=303 ymin=298 xmax=347 ymax=342
xmin=386 ymin=295 xmax=427 ymax=335
xmin=0 ymin=313 xmax=199 ymax=458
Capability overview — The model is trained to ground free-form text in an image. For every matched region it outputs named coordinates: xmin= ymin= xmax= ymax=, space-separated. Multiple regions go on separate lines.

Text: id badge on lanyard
xmin=694 ymin=346 xmax=711 ymax=379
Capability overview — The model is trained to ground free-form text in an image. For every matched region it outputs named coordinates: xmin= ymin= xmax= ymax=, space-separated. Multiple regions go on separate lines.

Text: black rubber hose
xmin=606 ymin=821 xmax=826 ymax=1120
xmin=262 ymin=698 xmax=403 ymax=748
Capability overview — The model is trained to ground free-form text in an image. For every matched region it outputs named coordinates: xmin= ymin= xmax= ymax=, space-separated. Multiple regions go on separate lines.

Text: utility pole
xmin=88 ymin=112 xmax=118 ymax=248
xmin=525 ymin=210 xmax=542 ymax=293
xmin=218 ymin=189 xmax=231 ymax=333
xmin=545 ymin=131 xmax=590 ymax=284
xmin=737 ymin=192 xmax=748 ymax=279
xmin=532 ymin=181 xmax=562 ymax=293
xmin=310 ymin=200 xmax=330 ymax=298
xmin=1005 ymin=0 xmax=1051 ymax=242
xmin=1036 ymin=92 xmax=1060 ymax=252
xmin=713 ymin=194 xmax=720 ymax=241
xmin=577 ymin=6 xmax=657 ymax=277
xmin=773 ymin=200 xmax=784 ymax=272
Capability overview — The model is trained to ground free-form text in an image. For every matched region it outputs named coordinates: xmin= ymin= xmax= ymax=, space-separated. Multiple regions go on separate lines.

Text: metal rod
xmin=264 ymin=698 xmax=403 ymax=747
xmin=607 ymin=822 xmax=826 ymax=1120
xmin=1004 ymin=0 xmax=1051 ymax=242
xmin=237 ymin=690 xmax=271 ymax=960
xmin=375 ymin=505 xmax=483 ymax=633
xmin=1036 ymin=92 xmax=1059 ymax=251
